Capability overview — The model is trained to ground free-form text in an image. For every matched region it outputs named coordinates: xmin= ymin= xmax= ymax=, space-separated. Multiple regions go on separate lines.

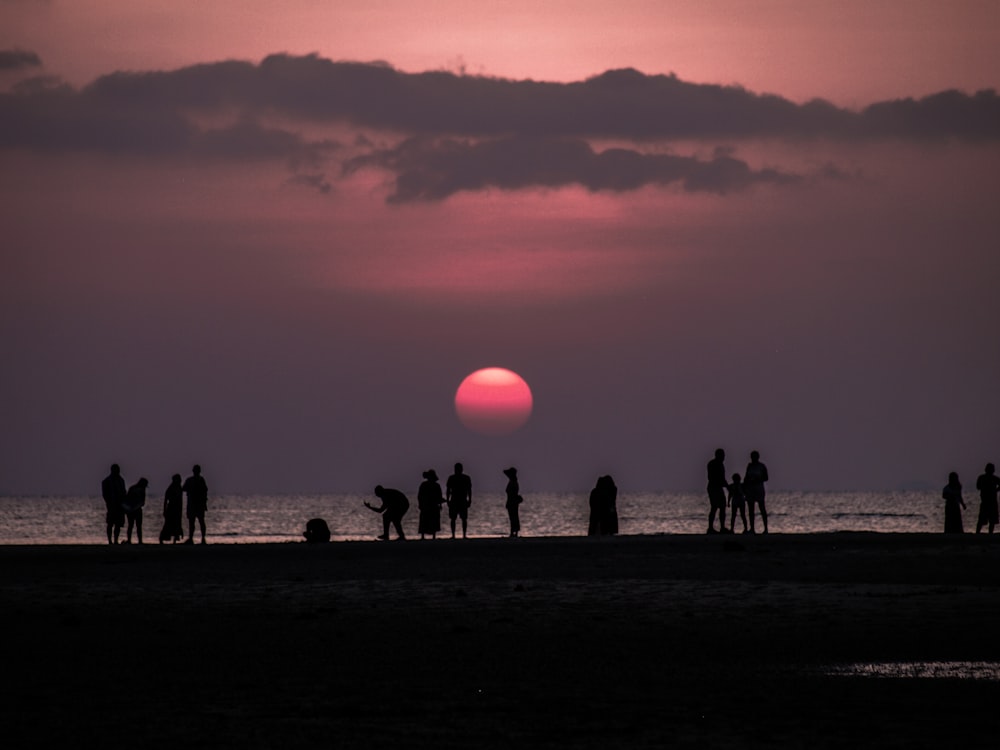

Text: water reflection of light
xmin=827 ymin=662 xmax=1000 ymax=681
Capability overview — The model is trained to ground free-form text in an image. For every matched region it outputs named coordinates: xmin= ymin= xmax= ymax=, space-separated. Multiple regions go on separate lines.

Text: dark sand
xmin=4 ymin=534 xmax=1000 ymax=748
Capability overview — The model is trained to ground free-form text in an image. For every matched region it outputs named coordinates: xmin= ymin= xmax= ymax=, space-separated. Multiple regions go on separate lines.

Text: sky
xmin=1 ymin=0 xmax=999 ymax=496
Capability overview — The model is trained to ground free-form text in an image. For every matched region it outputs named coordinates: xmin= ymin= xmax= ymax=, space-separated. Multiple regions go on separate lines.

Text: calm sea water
xmin=0 ymin=490 xmax=954 ymax=545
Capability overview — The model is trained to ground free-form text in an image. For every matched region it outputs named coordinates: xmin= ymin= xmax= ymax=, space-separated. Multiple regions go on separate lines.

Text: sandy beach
xmin=4 ymin=533 xmax=1000 ymax=748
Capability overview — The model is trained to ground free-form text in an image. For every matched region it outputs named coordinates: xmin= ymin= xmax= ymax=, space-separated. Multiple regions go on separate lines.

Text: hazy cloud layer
xmin=346 ymin=136 xmax=798 ymax=201
xmin=0 ymin=48 xmax=41 ymax=71
xmin=1 ymin=53 xmax=997 ymax=200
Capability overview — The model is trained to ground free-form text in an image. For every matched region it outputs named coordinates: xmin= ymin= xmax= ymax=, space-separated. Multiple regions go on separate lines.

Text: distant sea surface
xmin=0 ymin=491 xmax=957 ymax=545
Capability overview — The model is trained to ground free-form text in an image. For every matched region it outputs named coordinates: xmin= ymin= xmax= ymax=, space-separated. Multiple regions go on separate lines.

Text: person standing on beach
xmin=706 ymin=449 xmax=729 ymax=534
xmin=101 ymin=463 xmax=127 ymax=545
xmin=183 ymin=465 xmax=208 ymax=544
xmin=728 ymin=473 xmax=748 ymax=534
xmin=365 ymin=485 xmax=409 ymax=541
xmin=744 ymin=450 xmax=769 ymax=534
xmin=417 ymin=469 xmax=443 ymax=540
xmin=122 ymin=477 xmax=148 ymax=544
xmin=587 ymin=475 xmax=619 ymax=536
xmin=160 ymin=474 xmax=185 ymax=543
xmin=503 ymin=467 xmax=522 ymax=538
xmin=975 ymin=463 xmax=1000 ymax=535
xmin=942 ymin=472 xmax=966 ymax=534
xmin=446 ymin=462 xmax=473 ymax=539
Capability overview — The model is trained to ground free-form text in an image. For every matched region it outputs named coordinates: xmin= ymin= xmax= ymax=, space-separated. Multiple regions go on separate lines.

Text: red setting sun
xmin=454 ymin=367 xmax=533 ymax=436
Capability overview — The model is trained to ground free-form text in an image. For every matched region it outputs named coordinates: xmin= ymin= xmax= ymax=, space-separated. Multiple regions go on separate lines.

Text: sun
xmin=454 ymin=367 xmax=533 ymax=436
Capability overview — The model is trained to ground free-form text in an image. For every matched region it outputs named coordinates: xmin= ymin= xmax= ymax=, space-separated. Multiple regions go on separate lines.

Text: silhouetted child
xmin=728 ymin=473 xmax=748 ymax=534
xmin=303 ymin=518 xmax=331 ymax=543
xmin=122 ymin=477 xmax=148 ymax=544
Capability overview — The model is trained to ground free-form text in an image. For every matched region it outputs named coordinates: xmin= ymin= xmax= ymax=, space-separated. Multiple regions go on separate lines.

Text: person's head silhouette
xmin=454 ymin=463 xmax=464 ymax=474
xmin=715 ymin=449 xmax=725 ymax=460
xmin=192 ymin=464 xmax=201 ymax=476
xmin=986 ymin=463 xmax=996 ymax=476
xmin=750 ymin=451 xmax=760 ymax=462
xmin=110 ymin=464 xmax=121 ymax=475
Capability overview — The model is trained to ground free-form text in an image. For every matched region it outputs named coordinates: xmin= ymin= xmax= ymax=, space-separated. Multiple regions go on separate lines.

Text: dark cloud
xmin=73 ymin=54 xmax=999 ymax=141
xmin=345 ymin=136 xmax=798 ymax=202
xmin=0 ymin=49 xmax=41 ymax=71
xmin=0 ymin=54 xmax=996 ymax=154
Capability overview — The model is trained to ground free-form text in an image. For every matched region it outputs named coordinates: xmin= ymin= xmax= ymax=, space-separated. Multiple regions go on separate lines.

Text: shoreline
xmin=6 ymin=533 xmax=1000 ymax=748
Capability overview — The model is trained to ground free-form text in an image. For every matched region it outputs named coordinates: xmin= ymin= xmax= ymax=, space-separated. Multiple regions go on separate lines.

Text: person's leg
xmin=198 ymin=515 xmax=206 ymax=543
xmin=748 ymin=500 xmax=756 ymax=532
xmin=740 ymin=507 xmax=747 ymax=532
xmin=759 ymin=497 xmax=768 ymax=533
xmin=461 ymin=513 xmax=468 ymax=538
xmin=393 ymin=517 xmax=405 ymax=540
xmin=136 ymin=512 xmax=142 ymax=544
xmin=450 ymin=513 xmax=456 ymax=538
xmin=107 ymin=521 xmax=113 ymax=545
xmin=125 ymin=516 xmax=134 ymax=543
xmin=187 ymin=517 xmax=195 ymax=542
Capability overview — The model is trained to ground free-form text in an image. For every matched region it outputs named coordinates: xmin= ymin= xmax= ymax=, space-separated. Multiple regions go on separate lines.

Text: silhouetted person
xmin=602 ymin=475 xmax=619 ymax=535
xmin=943 ymin=472 xmax=966 ymax=534
xmin=304 ymin=518 xmax=331 ymax=543
xmin=975 ymin=463 xmax=1000 ymax=535
xmin=365 ymin=485 xmax=409 ymax=541
xmin=160 ymin=474 xmax=184 ymax=543
xmin=728 ymin=473 xmax=748 ymax=534
xmin=446 ymin=463 xmax=472 ymax=539
xmin=588 ymin=475 xmax=618 ymax=536
xmin=707 ymin=449 xmax=729 ymax=534
xmin=504 ymin=467 xmax=522 ymax=538
xmin=122 ymin=477 xmax=148 ymax=544
xmin=417 ymin=469 xmax=443 ymax=540
xmin=101 ymin=464 xmax=127 ymax=545
xmin=744 ymin=450 xmax=769 ymax=534
xmin=183 ymin=464 xmax=208 ymax=544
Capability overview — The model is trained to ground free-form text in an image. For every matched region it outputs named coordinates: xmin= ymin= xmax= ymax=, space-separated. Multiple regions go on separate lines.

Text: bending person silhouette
xmin=417 ymin=469 xmax=443 ymax=540
xmin=160 ymin=474 xmax=184 ymax=543
xmin=975 ymin=463 xmax=1000 ymax=535
xmin=744 ymin=450 xmax=769 ymax=534
xmin=446 ymin=463 xmax=473 ymax=539
xmin=943 ymin=472 xmax=966 ymax=534
xmin=182 ymin=465 xmax=208 ymax=544
xmin=101 ymin=463 xmax=127 ymax=545
xmin=504 ymin=467 xmax=522 ymax=538
xmin=706 ymin=449 xmax=729 ymax=534
xmin=122 ymin=477 xmax=148 ymax=544
xmin=365 ymin=485 xmax=409 ymax=541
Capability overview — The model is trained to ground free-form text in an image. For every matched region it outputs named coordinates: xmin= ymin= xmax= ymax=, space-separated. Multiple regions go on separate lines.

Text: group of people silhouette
xmin=100 ymin=464 xmax=209 ymax=545
xmin=943 ymin=463 xmax=1000 ymax=535
xmin=366 ymin=463 xmax=523 ymax=541
xmin=103 ymin=453 xmax=1000 ymax=544
xmin=705 ymin=449 xmax=770 ymax=534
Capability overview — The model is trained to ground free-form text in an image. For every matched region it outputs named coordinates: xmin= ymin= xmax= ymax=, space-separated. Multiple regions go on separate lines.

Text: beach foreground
xmin=4 ymin=534 xmax=1000 ymax=748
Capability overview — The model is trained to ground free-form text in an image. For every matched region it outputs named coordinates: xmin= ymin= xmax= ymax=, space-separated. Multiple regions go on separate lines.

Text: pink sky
xmin=1 ymin=1 xmax=998 ymax=494
xmin=4 ymin=0 xmax=999 ymax=104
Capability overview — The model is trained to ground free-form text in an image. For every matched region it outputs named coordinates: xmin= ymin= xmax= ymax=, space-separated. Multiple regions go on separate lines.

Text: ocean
xmin=0 ymin=490 xmax=958 ymax=545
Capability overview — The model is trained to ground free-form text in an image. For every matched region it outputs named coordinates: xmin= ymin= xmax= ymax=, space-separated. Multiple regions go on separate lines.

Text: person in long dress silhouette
xmin=160 ymin=474 xmax=184 ymax=543
xmin=744 ymin=450 xmax=769 ymax=533
xmin=942 ymin=472 xmax=966 ymax=534
xmin=503 ymin=467 xmax=522 ymax=538
xmin=417 ymin=469 xmax=443 ymax=540
xmin=101 ymin=464 xmax=127 ymax=545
